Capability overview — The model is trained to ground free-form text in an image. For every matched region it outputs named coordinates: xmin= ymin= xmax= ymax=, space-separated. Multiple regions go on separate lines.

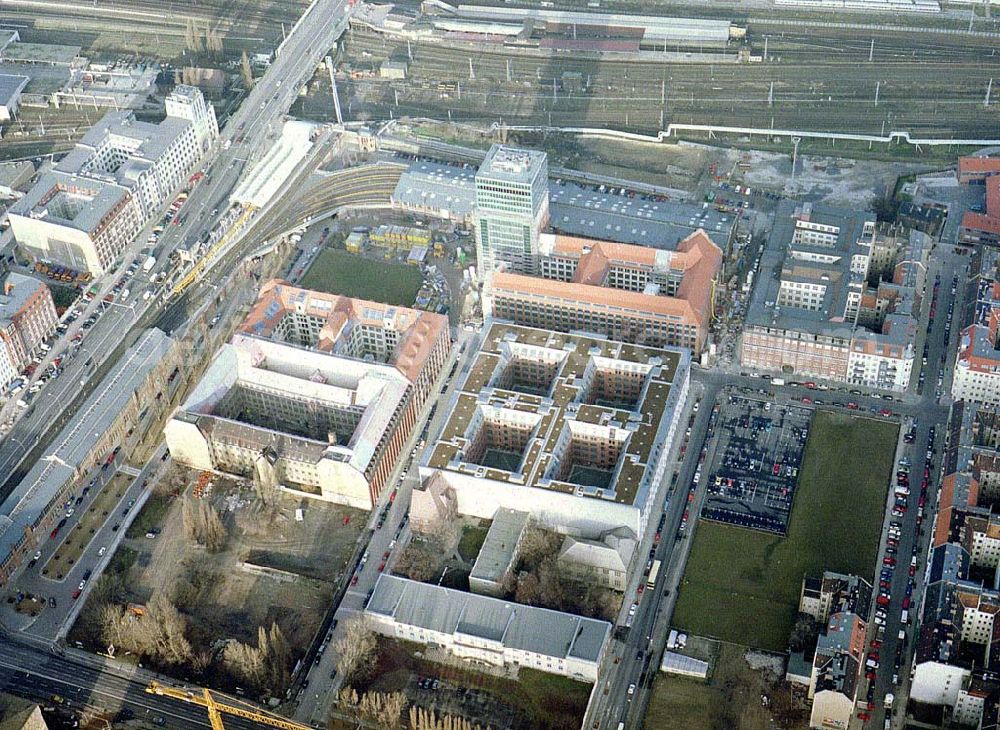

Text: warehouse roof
xmin=548 ymin=181 xmax=734 ymax=249
xmin=392 ymin=160 xmax=477 ymax=218
xmin=453 ymin=5 xmax=732 ymax=43
xmin=366 ymin=574 xmax=610 ymax=663
xmin=391 ymin=159 xmax=734 ymax=248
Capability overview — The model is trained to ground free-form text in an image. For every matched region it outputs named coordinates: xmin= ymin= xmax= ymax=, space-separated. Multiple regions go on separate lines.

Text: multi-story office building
xmin=412 ymin=321 xmax=689 ymax=542
xmin=741 ymin=203 xmax=925 ymax=390
xmin=486 ymin=230 xmax=722 ymax=355
xmin=0 ymin=273 xmax=58 ymax=389
xmin=808 ymin=611 xmax=867 ymax=730
xmin=9 ymin=86 xmax=217 ymax=275
xmin=165 ymin=281 xmax=450 ymax=508
xmin=474 ymin=145 xmax=549 ymax=275
xmin=556 ymin=528 xmax=637 ymax=592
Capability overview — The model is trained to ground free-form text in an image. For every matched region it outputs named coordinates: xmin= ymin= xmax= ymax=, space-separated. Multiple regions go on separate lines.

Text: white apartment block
xmin=9 ymin=86 xmax=217 ymax=275
xmin=847 ymin=340 xmax=914 ymax=393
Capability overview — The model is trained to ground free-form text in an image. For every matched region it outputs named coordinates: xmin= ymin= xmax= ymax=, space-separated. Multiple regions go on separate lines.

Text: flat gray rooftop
xmin=0 ymin=42 xmax=80 ymax=66
xmin=0 ymin=73 xmax=28 ymax=106
xmin=477 ymin=145 xmax=546 ymax=185
xmin=366 ymin=574 xmax=610 ymax=663
xmin=470 ymin=508 xmax=529 ymax=584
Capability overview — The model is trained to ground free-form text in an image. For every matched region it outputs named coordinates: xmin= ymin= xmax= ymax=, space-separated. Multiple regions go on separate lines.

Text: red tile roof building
xmin=486 ymin=230 xmax=722 ymax=355
xmin=960 ymin=168 xmax=1000 ymax=247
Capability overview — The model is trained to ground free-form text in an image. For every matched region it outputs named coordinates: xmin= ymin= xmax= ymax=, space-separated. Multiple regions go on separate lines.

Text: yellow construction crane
xmin=146 ymin=681 xmax=311 ymax=730
xmin=172 ymin=204 xmax=257 ymax=297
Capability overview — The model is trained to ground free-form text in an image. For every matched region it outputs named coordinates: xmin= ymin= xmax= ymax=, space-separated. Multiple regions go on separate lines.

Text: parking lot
xmin=699 ymin=395 xmax=812 ymax=535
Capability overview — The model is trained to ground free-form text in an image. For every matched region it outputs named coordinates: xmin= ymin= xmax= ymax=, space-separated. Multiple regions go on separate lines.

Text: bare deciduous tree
xmin=181 ymin=498 xmax=227 ymax=551
xmin=240 ymin=51 xmax=254 ymax=90
xmin=101 ymin=592 xmax=193 ymax=667
xmin=396 ymin=537 xmax=443 ymax=583
xmin=222 ymin=621 xmax=291 ymax=693
xmin=334 ymin=615 xmax=378 ymax=683
xmin=408 ymin=706 xmax=485 ymax=730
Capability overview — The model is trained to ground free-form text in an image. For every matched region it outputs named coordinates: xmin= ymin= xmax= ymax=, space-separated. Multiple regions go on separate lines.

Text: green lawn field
xmin=672 ymin=410 xmax=898 ymax=651
xmin=299 ymin=249 xmax=423 ymax=307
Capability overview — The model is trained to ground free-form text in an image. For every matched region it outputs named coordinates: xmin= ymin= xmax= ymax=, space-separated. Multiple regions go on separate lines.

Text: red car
xmin=877 ymin=595 xmax=890 ymax=606
xmin=389 ymin=490 xmax=397 ymax=503
xmin=847 ymin=402 xmax=859 ymax=410
xmin=871 ymin=639 xmax=882 ymax=649
xmin=378 ymin=562 xmax=386 ymax=572
xmin=342 ymin=515 xmax=350 ymax=525
xmin=864 ymin=671 xmax=876 ymax=681
xmin=857 ymin=711 xmax=871 ymax=722
xmin=902 ymin=597 xmax=911 ymax=610
xmin=350 ymin=575 xmax=359 ymax=586
xmin=71 ymin=588 xmax=82 ymax=600
xmin=909 ymin=564 xmax=917 ymax=577
xmin=880 ymin=409 xmax=892 ymax=417
xmin=801 ymin=397 xmax=813 ymax=405
xmin=883 ymin=556 xmax=896 ymax=566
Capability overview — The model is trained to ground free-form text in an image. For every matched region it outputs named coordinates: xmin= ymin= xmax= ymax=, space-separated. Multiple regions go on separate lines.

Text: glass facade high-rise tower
xmin=474 ymin=145 xmax=549 ymax=276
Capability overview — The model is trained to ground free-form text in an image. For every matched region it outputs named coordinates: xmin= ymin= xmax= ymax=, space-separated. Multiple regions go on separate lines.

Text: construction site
xmin=69 ymin=463 xmax=366 ymax=700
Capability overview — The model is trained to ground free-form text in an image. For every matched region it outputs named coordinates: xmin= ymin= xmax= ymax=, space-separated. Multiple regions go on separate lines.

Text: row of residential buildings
xmin=907 ymin=399 xmax=1000 ymax=727
xmin=951 ymin=159 xmax=1000 ymax=407
xmin=8 ymin=86 xmax=217 ymax=276
xmin=787 ymin=572 xmax=872 ymax=730
xmin=739 ymin=200 xmax=928 ymax=392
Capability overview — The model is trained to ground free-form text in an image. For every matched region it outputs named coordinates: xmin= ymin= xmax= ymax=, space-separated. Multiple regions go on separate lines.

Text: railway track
xmin=336 ymin=27 xmax=1000 ymax=138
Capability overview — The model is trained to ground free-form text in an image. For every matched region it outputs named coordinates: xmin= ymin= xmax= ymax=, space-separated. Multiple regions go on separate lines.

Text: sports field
xmin=672 ymin=410 xmax=897 ymax=651
xmin=299 ymin=249 xmax=423 ymax=307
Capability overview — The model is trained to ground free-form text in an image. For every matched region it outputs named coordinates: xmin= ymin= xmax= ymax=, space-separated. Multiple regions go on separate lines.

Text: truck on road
xmin=143 ymin=255 xmax=156 ymax=273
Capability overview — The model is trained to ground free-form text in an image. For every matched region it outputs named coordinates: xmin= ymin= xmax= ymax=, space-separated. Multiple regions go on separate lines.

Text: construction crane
xmin=146 ymin=681 xmax=311 ymax=730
